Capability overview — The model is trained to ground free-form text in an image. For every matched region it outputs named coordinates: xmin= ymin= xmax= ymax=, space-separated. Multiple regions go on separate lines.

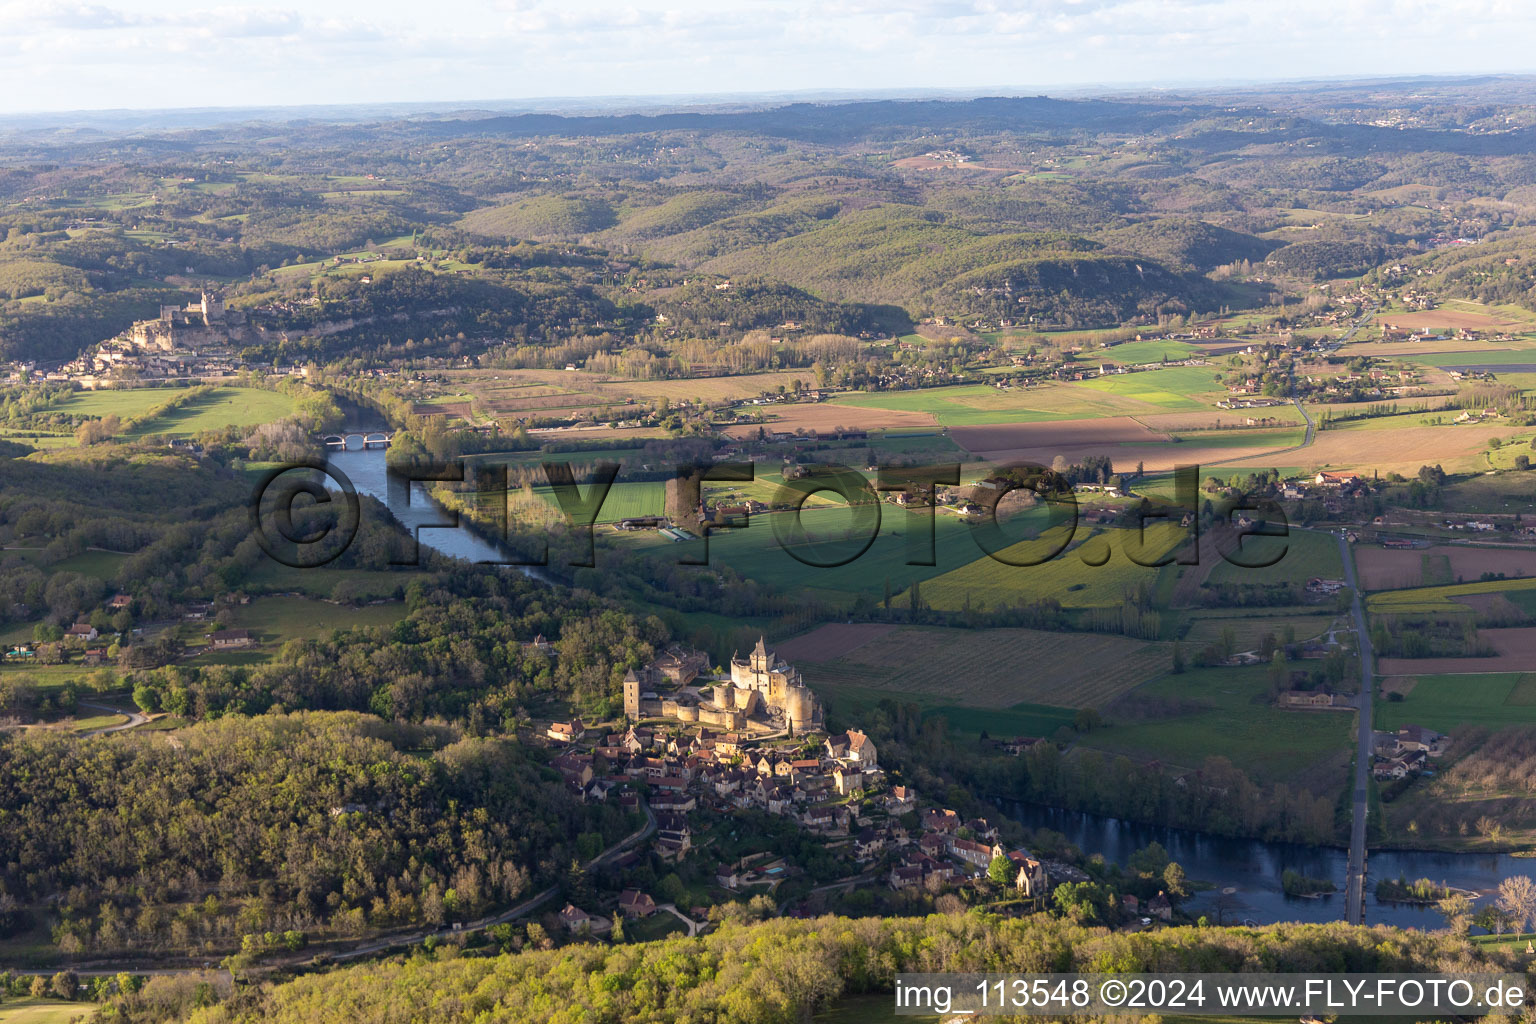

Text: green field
xmin=815 ymin=994 xmax=942 ymax=1023
xmin=1076 ymin=365 xmax=1225 ymax=410
xmin=1205 ymin=525 xmax=1342 ymax=587
xmin=1180 ymin=607 xmax=1337 ymax=650
xmin=648 ymin=506 xmax=996 ymax=605
xmin=225 ymin=595 xmax=405 ymax=644
xmin=1080 ymin=339 xmax=1202 ymax=364
xmin=49 ymin=386 xmax=297 ymax=439
xmin=826 ymin=383 xmax=1144 ymax=424
xmin=1367 ymin=575 xmax=1536 ymax=615
xmin=1394 ymin=349 xmax=1536 ymax=367
xmin=243 ymin=561 xmax=410 ymax=601
xmin=797 ymin=624 xmax=1169 ymax=716
xmin=0 ymin=999 xmax=98 ymax=1024
xmin=1376 ymin=672 xmax=1536 ymax=733
xmin=67 ymin=713 xmax=128 ymax=732
xmin=0 ymin=663 xmax=117 ymax=694
xmin=124 ymin=387 xmax=297 ymax=438
xmin=911 ymin=522 xmax=1184 ymax=613
xmin=829 ymin=385 xmax=1071 ymax=424
xmin=1079 ymin=664 xmax=1354 ymax=785
xmin=532 ymin=480 xmax=670 ymax=523
xmin=1172 ymin=426 xmax=1306 ymax=449
xmin=1 ymin=548 xmax=128 ymax=581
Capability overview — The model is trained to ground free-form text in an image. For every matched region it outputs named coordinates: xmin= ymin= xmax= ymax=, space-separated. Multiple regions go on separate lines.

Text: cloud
xmin=1 ymin=0 xmax=1535 ymax=112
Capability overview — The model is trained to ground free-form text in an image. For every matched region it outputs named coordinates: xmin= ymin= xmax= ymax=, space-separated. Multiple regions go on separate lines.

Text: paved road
xmin=1337 ymin=529 xmax=1375 ymax=926
xmin=654 ymin=902 xmax=701 ymax=937
xmin=78 ymin=701 xmax=148 ymax=736
xmin=1198 ymin=308 xmax=1374 ymax=474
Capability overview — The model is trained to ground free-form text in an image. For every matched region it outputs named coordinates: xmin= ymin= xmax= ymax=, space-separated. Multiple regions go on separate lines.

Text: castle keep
xmin=624 ymin=636 xmax=823 ymax=735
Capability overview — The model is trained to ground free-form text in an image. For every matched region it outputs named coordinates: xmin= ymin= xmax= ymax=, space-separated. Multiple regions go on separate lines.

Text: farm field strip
xmin=797 ymin=625 xmax=1170 ymax=709
xmin=1356 ymin=544 xmax=1536 ymax=591
xmin=910 ymin=523 xmax=1187 ymax=613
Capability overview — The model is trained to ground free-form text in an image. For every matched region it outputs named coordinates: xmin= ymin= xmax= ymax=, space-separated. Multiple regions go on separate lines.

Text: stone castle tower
xmin=200 ymin=291 xmax=226 ymax=324
xmin=623 ymin=668 xmax=642 ymax=721
xmin=729 ymin=636 xmax=822 ymax=734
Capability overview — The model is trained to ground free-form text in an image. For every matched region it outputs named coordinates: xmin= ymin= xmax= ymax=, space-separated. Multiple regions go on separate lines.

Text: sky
xmin=5 ymin=0 xmax=1536 ymax=114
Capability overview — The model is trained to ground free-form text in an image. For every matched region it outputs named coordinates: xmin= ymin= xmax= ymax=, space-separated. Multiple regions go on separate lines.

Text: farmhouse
xmin=1375 ymin=725 xmax=1447 ymax=759
xmin=208 ymin=628 xmax=252 ymax=649
xmin=1277 ymin=690 xmax=1350 ymax=710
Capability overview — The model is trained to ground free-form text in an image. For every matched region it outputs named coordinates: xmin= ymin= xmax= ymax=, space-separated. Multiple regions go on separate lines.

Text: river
xmin=1009 ymin=803 xmax=1536 ymax=929
xmin=326 ymin=441 xmax=535 ymax=569
xmin=327 ymin=439 xmax=1532 ymax=931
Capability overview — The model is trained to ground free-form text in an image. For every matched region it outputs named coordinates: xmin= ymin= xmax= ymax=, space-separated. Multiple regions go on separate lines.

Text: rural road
xmin=654 ymin=903 xmax=701 ymax=937
xmin=1337 ymin=529 xmax=1374 ymax=926
xmin=1202 ymin=303 xmax=1372 ymax=471
xmin=78 ymin=701 xmax=148 ymax=736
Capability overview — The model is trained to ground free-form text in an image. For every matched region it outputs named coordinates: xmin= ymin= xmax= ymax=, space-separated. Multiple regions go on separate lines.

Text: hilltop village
xmin=540 ymin=636 xmax=1106 ymax=936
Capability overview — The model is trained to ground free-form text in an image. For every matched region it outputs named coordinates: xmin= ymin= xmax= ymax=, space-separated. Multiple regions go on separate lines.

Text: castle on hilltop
xmin=69 ymin=289 xmax=255 ymax=384
xmin=129 ymin=291 xmax=240 ymax=352
xmin=624 ymin=636 xmax=823 ymax=735
xmin=724 ymin=636 xmax=821 ymax=733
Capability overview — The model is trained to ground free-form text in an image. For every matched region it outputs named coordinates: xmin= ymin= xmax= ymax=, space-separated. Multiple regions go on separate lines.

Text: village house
xmin=949 ymin=836 xmax=1002 ymax=870
xmin=65 ymin=623 xmax=99 ymax=641
xmin=1277 ymin=690 xmax=1348 ymax=710
xmin=548 ymin=718 xmax=586 ymax=744
xmin=921 ymin=808 xmax=961 ymax=833
xmin=832 ymin=766 xmax=865 ymax=797
xmin=655 ymin=813 xmax=692 ymax=861
xmin=618 ymin=890 xmax=657 ymax=917
xmin=558 ymin=903 xmax=611 ymax=935
xmin=885 ymin=785 xmax=917 ymax=816
xmin=1008 ymin=850 xmax=1049 ymax=902
xmin=552 ymin=752 xmax=594 ymax=787
xmin=826 ymin=728 xmax=878 ymax=768
xmin=1378 ymin=724 xmax=1447 ymax=757
xmin=1374 ymin=749 xmax=1428 ymax=781
xmin=854 ymin=828 xmax=886 ymax=860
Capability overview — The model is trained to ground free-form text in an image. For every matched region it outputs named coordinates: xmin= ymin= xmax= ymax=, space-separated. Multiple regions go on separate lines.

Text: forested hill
xmin=97 ymin=914 xmax=1496 ymax=1024
xmin=421 ymin=95 xmax=1207 ymax=143
xmin=0 ymin=713 xmax=632 ymax=957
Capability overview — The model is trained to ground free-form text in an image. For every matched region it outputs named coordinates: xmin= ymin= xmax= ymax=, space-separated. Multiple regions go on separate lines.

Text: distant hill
xmin=1384 ymin=227 xmax=1536 ymax=306
xmin=1265 ymin=240 xmax=1403 ymax=279
xmin=1097 ymin=218 xmax=1279 ymax=272
xmin=607 ymin=190 xmax=768 ymax=241
xmin=458 ymin=196 xmax=618 ymax=240
xmin=648 ymin=203 xmax=1219 ymax=323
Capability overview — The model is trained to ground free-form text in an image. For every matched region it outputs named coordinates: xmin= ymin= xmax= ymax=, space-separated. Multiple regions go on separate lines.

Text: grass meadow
xmin=1080 ymin=664 xmax=1355 ymax=786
